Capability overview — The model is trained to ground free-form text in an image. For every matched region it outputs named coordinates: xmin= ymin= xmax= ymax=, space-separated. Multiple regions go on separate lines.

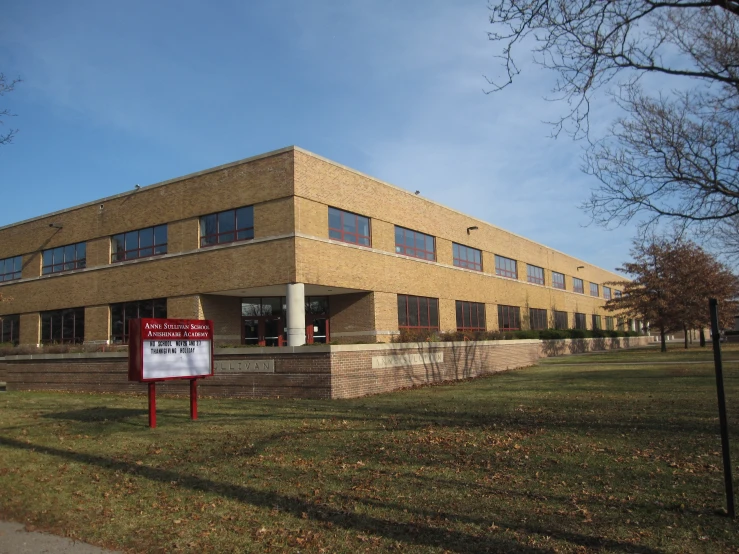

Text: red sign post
xmin=128 ymin=318 xmax=214 ymax=428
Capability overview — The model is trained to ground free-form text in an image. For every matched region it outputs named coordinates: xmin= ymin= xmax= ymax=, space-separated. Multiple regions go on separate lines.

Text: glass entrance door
xmin=243 ymin=319 xmax=260 ymax=345
xmin=241 ymin=316 xmax=285 ymax=346
xmin=306 ymin=317 xmax=329 ymax=344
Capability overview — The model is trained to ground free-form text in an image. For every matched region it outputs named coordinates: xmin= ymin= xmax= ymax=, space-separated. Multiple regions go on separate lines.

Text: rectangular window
xmin=497 ymin=305 xmax=521 ymax=330
xmin=112 ymin=225 xmax=167 ymax=262
xmin=0 ymin=256 xmax=22 ymax=282
xmin=40 ymin=307 xmax=84 ymax=344
xmin=614 ymin=290 xmax=622 ymax=298
xmin=592 ymin=314 xmax=601 ymax=329
xmin=397 ymin=295 xmax=439 ymax=330
xmin=590 ymin=283 xmax=599 ymax=297
xmin=603 ymin=286 xmax=612 ymax=300
xmin=617 ymin=317 xmax=625 ymax=330
xmin=573 ymin=277 xmax=584 ymax=294
xmin=453 ymin=243 xmax=482 ymax=271
xmin=495 ymin=255 xmax=518 ymax=279
xmin=328 ymin=207 xmax=371 ymax=246
xmin=200 ymin=206 xmax=254 ymax=248
xmin=574 ymin=312 xmax=586 ymax=330
xmin=456 ymin=300 xmax=486 ymax=331
xmin=554 ymin=310 xmax=568 ymax=330
xmin=529 ymin=308 xmax=547 ymax=330
xmin=42 ymin=242 xmax=86 ymax=274
xmin=552 ymin=271 xmax=565 ymax=290
xmin=0 ymin=314 xmax=20 ymax=345
xmin=605 ymin=316 xmax=614 ymax=330
xmin=394 ymin=227 xmax=435 ymax=261
xmin=110 ymin=298 xmax=167 ymax=344
xmin=527 ymin=264 xmax=545 ymax=285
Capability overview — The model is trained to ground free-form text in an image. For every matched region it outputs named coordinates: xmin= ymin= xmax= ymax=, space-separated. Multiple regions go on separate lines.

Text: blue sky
xmin=0 ymin=0 xmax=642 ymax=274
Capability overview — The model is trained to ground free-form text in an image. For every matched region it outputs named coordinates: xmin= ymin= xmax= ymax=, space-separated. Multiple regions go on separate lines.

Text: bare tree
xmin=0 ymin=73 xmax=21 ymax=146
xmin=487 ymin=1 xmax=739 ymax=235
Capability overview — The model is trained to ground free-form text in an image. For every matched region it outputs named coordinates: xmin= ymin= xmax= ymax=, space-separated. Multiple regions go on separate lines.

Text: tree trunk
xmin=699 ymin=328 xmax=706 ymax=347
xmin=661 ymin=327 xmax=667 ymax=352
xmin=683 ymin=325 xmax=688 ymax=349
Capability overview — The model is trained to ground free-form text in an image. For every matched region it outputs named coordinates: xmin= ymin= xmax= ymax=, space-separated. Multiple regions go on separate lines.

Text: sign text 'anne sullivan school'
xmin=128 ymin=318 xmax=215 ymax=382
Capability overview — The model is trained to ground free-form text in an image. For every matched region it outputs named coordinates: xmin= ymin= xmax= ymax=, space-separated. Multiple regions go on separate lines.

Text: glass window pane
xmin=201 ymin=214 xmax=217 ymax=239
xmin=395 ymin=227 xmax=403 ymax=246
xmin=429 ymin=299 xmax=439 ymax=327
xmin=456 ymin=301 xmax=463 ymax=328
xmin=425 ymin=235 xmax=434 ymax=253
xmin=154 ymin=298 xmax=167 ymax=319
xmin=64 ymin=244 xmax=76 ymax=270
xmin=358 ymin=216 xmax=369 ymax=237
xmin=139 ymin=227 xmax=154 ymax=249
xmin=154 ymin=225 xmax=167 ymax=247
xmin=328 ymin=207 xmax=341 ymax=230
xmin=329 ymin=229 xmax=342 ymax=240
xmin=419 ymin=298 xmax=429 ymax=326
xmin=397 ymin=296 xmax=407 ymax=326
xmin=237 ymin=229 xmax=254 ymax=241
xmin=263 ymin=297 xmax=282 ymax=316
xmin=112 ymin=234 xmax=124 ymax=261
xmin=42 ymin=250 xmax=53 ymax=274
xmin=125 ymin=231 xmax=139 ymax=254
xmin=242 ymin=298 xmax=261 ymax=316
xmin=236 ymin=206 xmax=253 ymax=230
xmin=77 ymin=243 xmax=86 ymax=267
xmin=408 ymin=296 xmax=419 ymax=326
xmin=219 ymin=210 xmax=236 ymax=233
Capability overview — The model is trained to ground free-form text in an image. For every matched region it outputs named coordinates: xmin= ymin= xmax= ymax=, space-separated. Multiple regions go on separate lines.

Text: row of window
xmin=2 ymin=206 xmax=620 ymax=302
xmin=396 ymin=295 xmax=629 ymax=332
xmin=328 ymin=207 xmax=620 ymax=298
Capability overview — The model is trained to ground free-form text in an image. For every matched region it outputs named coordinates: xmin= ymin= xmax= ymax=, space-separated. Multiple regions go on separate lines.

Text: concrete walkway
xmin=0 ymin=521 xmax=119 ymax=554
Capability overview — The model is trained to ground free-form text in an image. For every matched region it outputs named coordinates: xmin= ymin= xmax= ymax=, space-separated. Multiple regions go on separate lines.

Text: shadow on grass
xmin=42 ymin=407 xmax=149 ymax=422
xmin=0 ymin=435 xmax=663 ymax=554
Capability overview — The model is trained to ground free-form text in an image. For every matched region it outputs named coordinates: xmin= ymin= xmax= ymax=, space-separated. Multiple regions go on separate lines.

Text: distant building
xmin=0 ymin=146 xmax=632 ymax=347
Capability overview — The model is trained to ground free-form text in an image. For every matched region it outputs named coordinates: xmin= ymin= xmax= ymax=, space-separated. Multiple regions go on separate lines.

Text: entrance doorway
xmin=306 ymin=316 xmax=329 ymax=344
xmin=241 ymin=316 xmax=285 ymax=346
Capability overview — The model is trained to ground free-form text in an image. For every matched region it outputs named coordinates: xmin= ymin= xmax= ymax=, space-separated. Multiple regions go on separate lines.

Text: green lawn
xmin=0 ymin=345 xmax=737 ymax=553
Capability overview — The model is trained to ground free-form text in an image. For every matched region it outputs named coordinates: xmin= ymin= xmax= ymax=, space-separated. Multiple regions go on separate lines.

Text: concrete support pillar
xmin=287 ymin=283 xmax=305 ymax=346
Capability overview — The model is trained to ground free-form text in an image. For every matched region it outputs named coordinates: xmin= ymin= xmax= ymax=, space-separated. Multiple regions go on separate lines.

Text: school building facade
xmin=0 ymin=146 xmax=633 ymax=349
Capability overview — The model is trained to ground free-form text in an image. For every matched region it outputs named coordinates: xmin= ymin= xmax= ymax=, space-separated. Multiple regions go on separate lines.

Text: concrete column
xmin=287 ymin=283 xmax=305 ymax=346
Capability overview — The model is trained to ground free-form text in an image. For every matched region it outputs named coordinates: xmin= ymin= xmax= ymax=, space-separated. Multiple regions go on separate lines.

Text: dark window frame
xmin=605 ymin=316 xmax=614 ymax=330
xmin=552 ymin=271 xmax=566 ymax=290
xmin=527 ymin=264 xmax=545 ymax=285
xmin=573 ymin=277 xmax=584 ymax=294
xmin=200 ymin=206 xmax=254 ymax=248
xmin=592 ymin=314 xmax=602 ymax=329
xmin=42 ymin=242 xmax=86 ymax=275
xmin=0 ymin=314 xmax=20 ymax=345
xmin=574 ymin=312 xmax=587 ymax=330
xmin=603 ymin=286 xmax=612 ymax=300
xmin=397 ymin=295 xmax=440 ymax=330
xmin=41 ymin=307 xmax=85 ymax=345
xmin=453 ymin=243 xmax=482 ymax=271
xmin=0 ymin=256 xmax=22 ymax=282
xmin=497 ymin=304 xmax=521 ymax=330
xmin=110 ymin=298 xmax=167 ymax=344
xmin=529 ymin=307 xmax=548 ymax=330
xmin=394 ymin=227 xmax=436 ymax=261
xmin=111 ymin=225 xmax=168 ymax=262
xmin=328 ymin=207 xmax=371 ymax=246
xmin=456 ymin=300 xmax=486 ymax=331
xmin=554 ymin=310 xmax=568 ymax=330
xmin=495 ymin=255 xmax=518 ymax=279
xmin=590 ymin=283 xmax=600 ymax=297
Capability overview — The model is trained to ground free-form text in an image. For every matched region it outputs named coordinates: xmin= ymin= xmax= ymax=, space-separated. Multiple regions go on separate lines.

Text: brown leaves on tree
xmin=605 ymin=237 xmax=739 ymax=351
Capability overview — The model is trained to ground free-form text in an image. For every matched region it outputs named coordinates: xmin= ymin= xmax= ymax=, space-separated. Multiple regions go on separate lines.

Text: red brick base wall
xmin=0 ymin=337 xmax=646 ymax=399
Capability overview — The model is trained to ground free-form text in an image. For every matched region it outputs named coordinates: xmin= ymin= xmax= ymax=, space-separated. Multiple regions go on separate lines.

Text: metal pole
xmin=190 ymin=379 xmax=198 ymax=420
xmin=148 ymin=382 xmax=157 ymax=429
xmin=709 ymin=298 xmax=735 ymax=518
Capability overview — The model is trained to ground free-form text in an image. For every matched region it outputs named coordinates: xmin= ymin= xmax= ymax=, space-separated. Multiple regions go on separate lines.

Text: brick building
xmin=0 ymin=146 xmax=632 ymax=348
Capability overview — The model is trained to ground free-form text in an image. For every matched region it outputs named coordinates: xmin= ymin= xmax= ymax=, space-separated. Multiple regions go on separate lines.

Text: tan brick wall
xmin=201 ymin=294 xmax=241 ymax=345
xmin=169 ymin=218 xmax=199 ymax=253
xmin=372 ymin=291 xmax=398 ymax=341
xmin=168 ymin=295 xmax=203 ymax=320
xmin=87 ymin=237 xmax=111 ymax=267
xmin=21 ymin=252 xmax=41 ymax=279
xmin=329 ymin=292 xmax=375 ymax=343
xmin=256 ymin=197 xmax=295 ymax=238
xmin=19 ymin=313 xmax=39 ymax=346
xmin=84 ymin=305 xmax=110 ymax=343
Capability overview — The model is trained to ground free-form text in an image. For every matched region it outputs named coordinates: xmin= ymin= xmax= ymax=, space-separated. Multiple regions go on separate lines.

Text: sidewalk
xmin=0 ymin=521 xmax=119 ymax=554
